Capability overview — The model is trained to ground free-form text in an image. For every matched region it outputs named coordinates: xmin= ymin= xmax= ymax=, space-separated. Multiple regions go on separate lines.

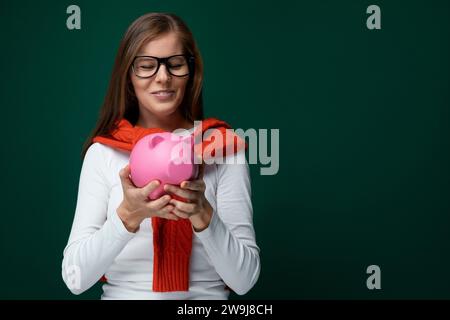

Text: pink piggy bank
xmin=129 ymin=132 xmax=199 ymax=200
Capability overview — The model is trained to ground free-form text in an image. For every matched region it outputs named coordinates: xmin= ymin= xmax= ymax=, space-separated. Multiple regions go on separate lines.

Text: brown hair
xmin=81 ymin=12 xmax=204 ymax=158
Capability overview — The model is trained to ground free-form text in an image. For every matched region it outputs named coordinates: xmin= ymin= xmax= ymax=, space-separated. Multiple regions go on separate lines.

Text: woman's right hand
xmin=116 ymin=164 xmax=178 ymax=233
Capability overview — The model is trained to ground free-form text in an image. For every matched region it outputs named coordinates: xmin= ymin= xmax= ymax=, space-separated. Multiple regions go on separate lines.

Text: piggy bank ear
xmin=181 ymin=134 xmax=194 ymax=147
xmin=148 ymin=134 xmax=164 ymax=149
xmin=175 ymin=135 xmax=194 ymax=161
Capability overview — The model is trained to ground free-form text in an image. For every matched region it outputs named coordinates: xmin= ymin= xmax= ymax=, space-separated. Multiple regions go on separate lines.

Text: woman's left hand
xmin=163 ymin=165 xmax=213 ymax=232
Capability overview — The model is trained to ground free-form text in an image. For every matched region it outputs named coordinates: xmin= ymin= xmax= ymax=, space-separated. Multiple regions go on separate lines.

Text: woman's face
xmin=130 ymin=32 xmax=189 ymax=119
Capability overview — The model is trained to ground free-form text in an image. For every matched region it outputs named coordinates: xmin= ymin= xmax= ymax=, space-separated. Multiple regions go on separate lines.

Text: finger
xmin=164 ymin=184 xmax=196 ymax=200
xmin=159 ymin=204 xmax=178 ymax=217
xmin=161 ymin=204 xmax=174 ymax=212
xmin=163 ymin=212 xmax=180 ymax=221
xmin=147 ymin=194 xmax=171 ymax=210
xmin=181 ymin=180 xmax=205 ymax=192
xmin=119 ymin=165 xmax=134 ymax=190
xmin=171 ymin=207 xmax=190 ymax=219
xmin=141 ymin=180 xmax=161 ymax=198
xmin=161 ymin=206 xmax=179 ymax=220
xmin=170 ymin=198 xmax=195 ymax=212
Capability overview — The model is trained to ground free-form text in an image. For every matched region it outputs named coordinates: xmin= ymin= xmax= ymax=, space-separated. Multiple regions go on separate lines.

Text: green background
xmin=0 ymin=0 xmax=449 ymax=299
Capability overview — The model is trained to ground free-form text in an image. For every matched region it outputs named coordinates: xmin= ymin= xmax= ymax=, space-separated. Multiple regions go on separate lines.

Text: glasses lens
xmin=134 ymin=57 xmax=158 ymax=78
xmin=133 ymin=56 xmax=191 ymax=78
xmin=167 ymin=55 xmax=190 ymax=76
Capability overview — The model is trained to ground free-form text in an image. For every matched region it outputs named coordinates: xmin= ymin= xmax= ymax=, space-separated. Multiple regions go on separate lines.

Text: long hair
xmin=81 ymin=12 xmax=204 ymax=158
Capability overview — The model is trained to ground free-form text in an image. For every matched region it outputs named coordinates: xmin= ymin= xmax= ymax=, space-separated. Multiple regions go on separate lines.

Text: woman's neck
xmin=136 ymin=110 xmax=193 ymax=132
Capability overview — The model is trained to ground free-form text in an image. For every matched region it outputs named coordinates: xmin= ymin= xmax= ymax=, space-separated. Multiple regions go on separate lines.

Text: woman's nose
xmin=155 ymin=64 xmax=171 ymax=82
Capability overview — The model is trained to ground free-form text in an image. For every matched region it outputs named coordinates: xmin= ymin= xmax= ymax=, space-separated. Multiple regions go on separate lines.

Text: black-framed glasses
xmin=131 ymin=54 xmax=194 ymax=78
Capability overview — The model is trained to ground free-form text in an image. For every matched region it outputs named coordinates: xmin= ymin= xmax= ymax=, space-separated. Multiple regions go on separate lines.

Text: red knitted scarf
xmin=93 ymin=118 xmax=246 ymax=292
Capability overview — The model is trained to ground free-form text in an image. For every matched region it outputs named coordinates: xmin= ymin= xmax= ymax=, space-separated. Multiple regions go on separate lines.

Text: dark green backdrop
xmin=0 ymin=0 xmax=449 ymax=299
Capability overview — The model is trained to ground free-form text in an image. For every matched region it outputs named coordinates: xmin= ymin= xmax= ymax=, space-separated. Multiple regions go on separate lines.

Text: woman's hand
xmin=116 ymin=164 xmax=178 ymax=233
xmin=163 ymin=165 xmax=213 ymax=232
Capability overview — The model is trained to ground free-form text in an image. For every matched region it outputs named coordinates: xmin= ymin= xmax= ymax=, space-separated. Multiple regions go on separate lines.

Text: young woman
xmin=62 ymin=12 xmax=260 ymax=300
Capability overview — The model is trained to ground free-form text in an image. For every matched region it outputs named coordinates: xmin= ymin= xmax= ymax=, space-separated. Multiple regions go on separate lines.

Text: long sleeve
xmin=61 ymin=143 xmax=135 ymax=295
xmin=194 ymin=150 xmax=261 ymax=295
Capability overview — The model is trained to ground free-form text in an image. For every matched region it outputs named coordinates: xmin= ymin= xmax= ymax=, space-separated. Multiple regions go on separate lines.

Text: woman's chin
xmin=145 ymin=104 xmax=179 ymax=117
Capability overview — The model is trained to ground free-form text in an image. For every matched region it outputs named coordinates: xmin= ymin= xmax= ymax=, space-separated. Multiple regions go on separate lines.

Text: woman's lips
xmin=151 ymin=90 xmax=175 ymax=101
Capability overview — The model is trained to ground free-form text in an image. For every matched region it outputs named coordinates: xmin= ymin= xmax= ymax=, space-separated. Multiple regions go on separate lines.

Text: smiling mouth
xmin=151 ymin=90 xmax=175 ymax=95
xmin=151 ymin=90 xmax=175 ymax=99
